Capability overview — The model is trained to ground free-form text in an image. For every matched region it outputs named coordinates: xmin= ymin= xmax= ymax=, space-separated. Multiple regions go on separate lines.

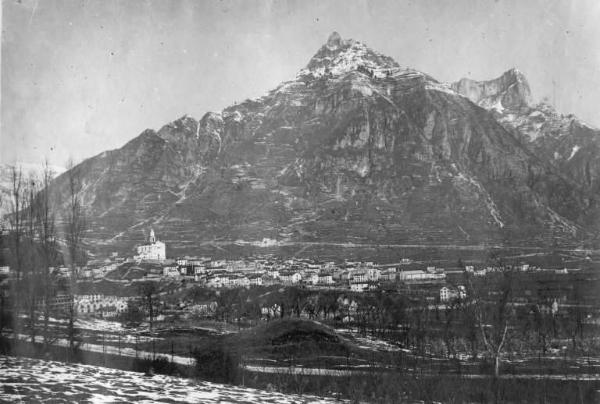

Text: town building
xmin=75 ymin=294 xmax=128 ymax=317
xmin=379 ymin=268 xmax=397 ymax=282
xmin=248 ymin=274 xmax=264 ymax=286
xmin=163 ymin=266 xmax=180 ymax=277
xmin=187 ymin=301 xmax=218 ymax=317
xmin=318 ymin=273 xmax=334 ymax=285
xmin=440 ymin=285 xmax=467 ymax=302
xmin=350 ymin=281 xmax=369 ymax=292
xmin=398 ymin=269 xmax=445 ymax=282
xmin=135 ymin=229 xmax=166 ymax=261
xmin=279 ymin=271 xmax=302 ymax=284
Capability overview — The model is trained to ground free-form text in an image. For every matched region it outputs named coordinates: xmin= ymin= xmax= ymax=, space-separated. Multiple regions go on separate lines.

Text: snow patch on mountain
xmin=174 ymin=164 xmax=206 ymax=204
xmin=547 ymin=208 xmax=578 ymax=235
xmin=224 ymin=110 xmax=243 ymax=122
xmin=298 ymin=33 xmax=399 ymax=79
xmin=350 ymin=81 xmax=374 ymax=96
xmin=454 ymin=172 xmax=505 ymax=228
xmin=567 ymin=145 xmax=580 ymax=160
xmin=424 ymin=81 xmax=457 ymax=95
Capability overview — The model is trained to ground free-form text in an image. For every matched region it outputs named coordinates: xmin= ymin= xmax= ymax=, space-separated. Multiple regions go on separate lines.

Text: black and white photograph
xmin=1 ymin=0 xmax=600 ymax=402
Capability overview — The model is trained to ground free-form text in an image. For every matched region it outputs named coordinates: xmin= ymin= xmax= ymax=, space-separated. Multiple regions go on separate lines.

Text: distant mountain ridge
xmin=452 ymin=69 xmax=600 ymax=238
xmin=41 ymin=32 xmax=599 ymax=255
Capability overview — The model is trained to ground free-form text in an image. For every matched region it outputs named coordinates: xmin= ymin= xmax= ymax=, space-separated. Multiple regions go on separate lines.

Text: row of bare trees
xmin=1 ymin=160 xmax=88 ymax=356
xmin=182 ymin=270 xmax=591 ymax=380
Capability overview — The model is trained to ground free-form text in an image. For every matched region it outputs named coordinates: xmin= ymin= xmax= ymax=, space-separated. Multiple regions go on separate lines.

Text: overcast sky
xmin=2 ymin=0 xmax=599 ymax=167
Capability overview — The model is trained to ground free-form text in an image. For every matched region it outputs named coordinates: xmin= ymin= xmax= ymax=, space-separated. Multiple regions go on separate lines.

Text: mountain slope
xmin=48 ymin=33 xmax=598 ymax=254
xmin=452 ymin=70 xmax=600 ymax=243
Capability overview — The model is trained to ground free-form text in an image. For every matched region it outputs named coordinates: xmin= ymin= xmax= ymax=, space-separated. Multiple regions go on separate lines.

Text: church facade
xmin=135 ymin=229 xmax=166 ymax=261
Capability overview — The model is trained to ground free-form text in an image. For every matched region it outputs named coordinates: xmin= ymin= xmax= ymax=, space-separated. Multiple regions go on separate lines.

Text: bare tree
xmin=6 ymin=166 xmax=26 ymax=336
xmin=441 ymin=300 xmax=460 ymax=359
xmin=9 ymin=166 xmax=25 ymax=283
xmin=468 ymin=269 xmax=515 ymax=378
xmin=24 ymin=172 xmax=41 ymax=344
xmin=64 ymin=158 xmax=87 ymax=279
xmin=63 ymin=158 xmax=87 ymax=352
xmin=6 ymin=164 xmax=59 ymax=348
xmin=35 ymin=162 xmax=59 ymax=350
xmin=138 ymin=281 xmax=160 ymax=331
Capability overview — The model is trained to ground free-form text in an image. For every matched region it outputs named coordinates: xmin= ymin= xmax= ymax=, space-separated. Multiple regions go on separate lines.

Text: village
xmin=0 ymin=228 xmax=587 ymax=323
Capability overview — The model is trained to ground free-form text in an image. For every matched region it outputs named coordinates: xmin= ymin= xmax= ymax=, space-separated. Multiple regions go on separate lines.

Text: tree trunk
xmin=149 ymin=296 xmax=153 ymax=331
xmin=29 ymin=294 xmax=36 ymax=344
xmin=68 ymin=301 xmax=77 ymax=353
xmin=494 ymin=354 xmax=501 ymax=378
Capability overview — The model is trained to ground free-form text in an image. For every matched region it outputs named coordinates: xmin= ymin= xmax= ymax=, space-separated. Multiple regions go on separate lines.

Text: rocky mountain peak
xmin=326 ymin=31 xmax=344 ymax=49
xmin=451 ymin=68 xmax=532 ymax=112
xmin=505 ymin=67 xmax=526 ymax=80
xmin=298 ymin=32 xmax=399 ymax=79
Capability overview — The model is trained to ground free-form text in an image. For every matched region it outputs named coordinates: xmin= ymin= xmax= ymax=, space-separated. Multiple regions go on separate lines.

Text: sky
xmin=2 ymin=0 xmax=600 ymax=167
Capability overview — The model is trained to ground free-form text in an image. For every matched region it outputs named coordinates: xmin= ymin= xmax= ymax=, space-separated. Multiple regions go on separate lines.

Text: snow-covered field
xmin=19 ymin=315 xmax=126 ymax=334
xmin=0 ymin=355 xmax=343 ymax=403
xmin=13 ymin=333 xmax=194 ymax=366
xmin=76 ymin=318 xmax=125 ymax=333
xmin=335 ymin=328 xmax=404 ymax=352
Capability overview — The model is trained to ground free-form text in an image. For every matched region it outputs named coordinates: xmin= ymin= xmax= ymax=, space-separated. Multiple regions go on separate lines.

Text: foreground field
xmin=0 ymin=355 xmax=342 ymax=403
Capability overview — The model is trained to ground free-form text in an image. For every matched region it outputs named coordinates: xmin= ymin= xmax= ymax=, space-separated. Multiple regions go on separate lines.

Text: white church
xmin=135 ymin=228 xmax=166 ymax=262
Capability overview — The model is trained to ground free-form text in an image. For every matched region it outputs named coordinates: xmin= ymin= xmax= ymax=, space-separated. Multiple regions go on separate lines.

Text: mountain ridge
xmin=37 ymin=33 xmax=600 ymax=255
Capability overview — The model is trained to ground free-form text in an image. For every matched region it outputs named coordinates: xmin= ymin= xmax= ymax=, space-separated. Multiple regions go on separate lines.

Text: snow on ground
xmin=243 ymin=365 xmax=360 ymax=377
xmin=350 ymin=335 xmax=402 ymax=352
xmin=21 ymin=315 xmax=125 ymax=334
xmin=336 ymin=328 xmax=403 ymax=352
xmin=243 ymin=363 xmax=600 ymax=381
xmin=0 ymin=355 xmax=343 ymax=403
xmin=76 ymin=318 xmax=125 ymax=333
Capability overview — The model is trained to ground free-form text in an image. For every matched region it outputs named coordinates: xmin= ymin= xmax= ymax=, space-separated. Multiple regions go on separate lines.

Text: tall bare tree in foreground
xmin=36 ymin=163 xmax=59 ymax=350
xmin=6 ymin=166 xmax=26 ymax=335
xmin=9 ymin=166 xmax=25 ymax=284
xmin=24 ymin=171 xmax=41 ymax=344
xmin=0 ymin=191 xmax=6 ymax=336
xmin=64 ymin=159 xmax=87 ymax=280
xmin=63 ymin=159 xmax=87 ymax=352
xmin=5 ymin=164 xmax=60 ymax=348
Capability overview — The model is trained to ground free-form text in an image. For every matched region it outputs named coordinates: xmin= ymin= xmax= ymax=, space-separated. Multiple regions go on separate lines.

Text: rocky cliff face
xmin=451 ymin=68 xmax=532 ymax=112
xmin=453 ymin=70 xmax=600 ymax=243
xmin=48 ymin=33 xmax=599 ymax=254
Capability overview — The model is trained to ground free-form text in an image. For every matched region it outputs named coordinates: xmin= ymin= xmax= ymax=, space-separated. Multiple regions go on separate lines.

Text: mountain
xmin=452 ymin=70 xmax=600 ymax=242
xmin=46 ymin=32 xmax=599 ymax=255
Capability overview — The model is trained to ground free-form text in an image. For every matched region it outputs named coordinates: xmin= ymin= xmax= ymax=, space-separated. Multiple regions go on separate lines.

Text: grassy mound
xmin=191 ymin=319 xmax=355 ymax=383
xmin=229 ymin=318 xmax=353 ymax=359
xmin=241 ymin=319 xmax=342 ymax=345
